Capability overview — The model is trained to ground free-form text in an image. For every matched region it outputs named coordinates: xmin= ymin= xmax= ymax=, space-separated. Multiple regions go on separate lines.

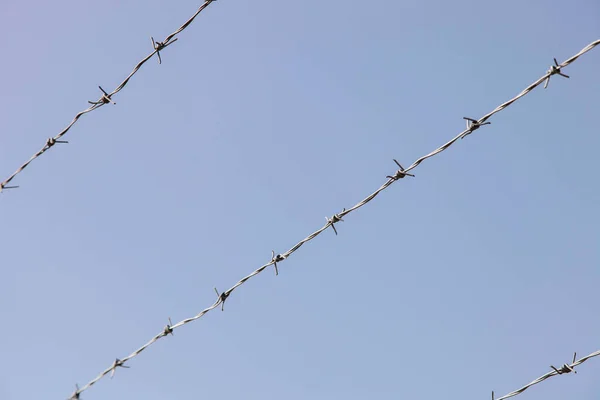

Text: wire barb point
xmin=0 ymin=183 xmax=19 ymax=193
xmin=152 ymin=36 xmax=178 ymax=64
xmin=550 ymin=352 xmax=578 ymax=375
xmin=271 ymin=251 xmax=285 ymax=276
xmin=46 ymin=138 xmax=69 ymax=147
xmin=88 ymin=86 xmax=115 ymax=105
xmin=326 ymin=209 xmax=345 ymax=235
xmin=110 ymin=358 xmax=130 ymax=378
xmin=214 ymin=288 xmax=229 ymax=311
xmin=68 ymin=384 xmax=81 ymax=400
xmin=461 ymin=117 xmax=491 ymax=139
xmin=544 ymin=58 xmax=570 ymax=89
xmin=387 ymin=159 xmax=415 ymax=180
xmin=163 ymin=317 xmax=174 ymax=337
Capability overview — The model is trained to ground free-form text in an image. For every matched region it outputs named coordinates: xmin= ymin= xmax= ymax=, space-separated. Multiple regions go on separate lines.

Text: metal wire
xmin=494 ymin=350 xmax=600 ymax=400
xmin=65 ymin=38 xmax=600 ymax=399
xmin=0 ymin=0 xmax=217 ymax=194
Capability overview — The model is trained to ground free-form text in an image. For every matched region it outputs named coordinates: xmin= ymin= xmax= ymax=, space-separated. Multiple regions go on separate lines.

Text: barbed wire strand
xmin=493 ymin=350 xmax=600 ymax=400
xmin=67 ymin=37 xmax=600 ymax=399
xmin=0 ymin=0 xmax=217 ymax=194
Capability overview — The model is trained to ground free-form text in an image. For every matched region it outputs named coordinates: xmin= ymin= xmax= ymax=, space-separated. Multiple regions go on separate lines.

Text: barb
xmin=88 ymin=86 xmax=116 ymax=106
xmin=214 ymin=288 xmax=229 ymax=311
xmin=67 ymin=39 xmax=600 ymax=398
xmin=0 ymin=183 xmax=19 ymax=192
xmin=0 ymin=0 xmax=217 ymax=193
xmin=494 ymin=350 xmax=600 ymax=400
xmin=68 ymin=384 xmax=80 ymax=400
xmin=151 ymin=37 xmax=178 ymax=64
xmin=386 ymin=159 xmax=415 ymax=180
xmin=109 ymin=358 xmax=129 ymax=379
xmin=271 ymin=250 xmax=285 ymax=276
xmin=460 ymin=117 xmax=491 ymax=139
xmin=326 ymin=209 xmax=345 ymax=235
xmin=163 ymin=317 xmax=174 ymax=337
xmin=544 ymin=58 xmax=570 ymax=89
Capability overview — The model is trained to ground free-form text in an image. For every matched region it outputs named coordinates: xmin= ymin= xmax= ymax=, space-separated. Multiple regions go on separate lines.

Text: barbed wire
xmin=493 ymin=350 xmax=600 ymax=400
xmin=65 ymin=37 xmax=600 ymax=399
xmin=0 ymin=0 xmax=217 ymax=194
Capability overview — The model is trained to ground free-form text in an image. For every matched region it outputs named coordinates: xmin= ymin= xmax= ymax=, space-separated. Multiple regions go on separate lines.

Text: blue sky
xmin=1 ymin=1 xmax=599 ymax=399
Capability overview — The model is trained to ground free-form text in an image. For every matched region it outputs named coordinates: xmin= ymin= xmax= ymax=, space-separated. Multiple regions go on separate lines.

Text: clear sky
xmin=1 ymin=1 xmax=599 ymax=399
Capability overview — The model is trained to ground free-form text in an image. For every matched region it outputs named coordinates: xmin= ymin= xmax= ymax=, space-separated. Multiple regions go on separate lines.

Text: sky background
xmin=1 ymin=1 xmax=599 ymax=399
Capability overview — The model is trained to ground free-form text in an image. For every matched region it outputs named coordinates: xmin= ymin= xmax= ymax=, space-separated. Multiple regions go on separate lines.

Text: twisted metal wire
xmin=494 ymin=350 xmax=600 ymax=400
xmin=0 ymin=0 xmax=217 ymax=194
xmin=67 ymin=38 xmax=600 ymax=399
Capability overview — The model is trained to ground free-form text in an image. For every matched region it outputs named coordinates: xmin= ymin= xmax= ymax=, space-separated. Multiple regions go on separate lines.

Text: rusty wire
xmin=65 ymin=37 xmax=600 ymax=399
xmin=0 ymin=0 xmax=217 ymax=194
